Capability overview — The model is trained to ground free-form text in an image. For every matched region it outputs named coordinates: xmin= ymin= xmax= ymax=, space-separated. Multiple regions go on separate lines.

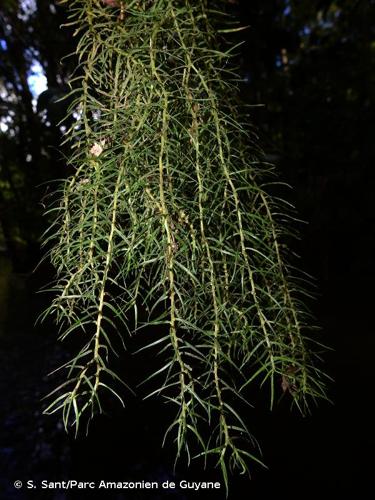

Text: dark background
xmin=0 ymin=0 xmax=374 ymax=498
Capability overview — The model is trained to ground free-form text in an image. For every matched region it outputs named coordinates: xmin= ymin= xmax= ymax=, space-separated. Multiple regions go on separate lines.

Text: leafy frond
xmin=42 ymin=0 xmax=329 ymax=492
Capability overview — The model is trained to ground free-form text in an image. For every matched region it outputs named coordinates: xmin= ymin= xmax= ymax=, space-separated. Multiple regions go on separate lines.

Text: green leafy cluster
xmin=42 ymin=0 xmax=328 ymax=491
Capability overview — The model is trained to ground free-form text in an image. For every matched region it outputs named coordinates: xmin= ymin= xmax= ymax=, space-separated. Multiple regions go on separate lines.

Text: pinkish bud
xmin=90 ymin=140 xmax=105 ymax=157
xmin=101 ymin=0 xmax=119 ymax=7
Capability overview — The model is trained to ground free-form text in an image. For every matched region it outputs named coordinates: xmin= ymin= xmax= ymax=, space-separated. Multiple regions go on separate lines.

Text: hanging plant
xmin=42 ymin=0 xmax=328 ymax=492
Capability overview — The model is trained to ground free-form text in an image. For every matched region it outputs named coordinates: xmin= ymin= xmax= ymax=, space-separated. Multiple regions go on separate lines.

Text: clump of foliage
xmin=42 ymin=0 xmax=328 ymax=491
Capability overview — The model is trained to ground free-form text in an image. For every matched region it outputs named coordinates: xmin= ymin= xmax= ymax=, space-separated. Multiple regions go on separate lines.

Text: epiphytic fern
xmin=41 ymin=0 xmax=328 ymax=492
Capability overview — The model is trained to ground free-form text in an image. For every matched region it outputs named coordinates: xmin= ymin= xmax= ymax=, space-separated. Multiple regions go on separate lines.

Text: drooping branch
xmin=42 ymin=0 xmax=329 ymax=491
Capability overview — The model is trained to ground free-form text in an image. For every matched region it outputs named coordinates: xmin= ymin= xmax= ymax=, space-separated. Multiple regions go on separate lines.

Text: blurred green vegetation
xmin=237 ymin=0 xmax=375 ymax=293
xmin=0 ymin=0 xmax=75 ymax=271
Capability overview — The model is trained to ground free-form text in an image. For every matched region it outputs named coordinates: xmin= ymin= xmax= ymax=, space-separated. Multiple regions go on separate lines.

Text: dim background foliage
xmin=0 ymin=0 xmax=374 ymax=499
